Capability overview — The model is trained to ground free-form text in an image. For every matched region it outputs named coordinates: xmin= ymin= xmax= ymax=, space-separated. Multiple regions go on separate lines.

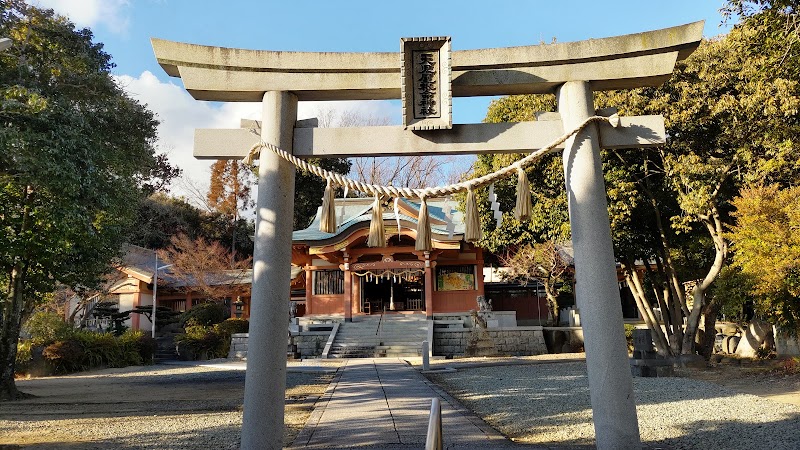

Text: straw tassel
xmin=608 ymin=113 xmax=621 ymax=128
xmin=464 ymin=187 xmax=482 ymax=242
xmin=415 ymin=196 xmax=433 ymax=251
xmin=514 ymin=167 xmax=532 ymax=221
xmin=319 ymin=179 xmax=337 ymax=233
xmin=367 ymin=195 xmax=385 ymax=247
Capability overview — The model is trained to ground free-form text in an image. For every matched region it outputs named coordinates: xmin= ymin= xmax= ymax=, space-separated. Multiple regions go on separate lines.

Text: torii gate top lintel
xmin=151 ymin=21 xmax=703 ymax=103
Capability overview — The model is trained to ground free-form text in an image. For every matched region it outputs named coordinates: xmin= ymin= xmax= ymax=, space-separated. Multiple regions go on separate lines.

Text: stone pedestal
xmin=630 ymin=328 xmax=674 ymax=377
xmin=464 ymin=328 xmax=497 ymax=357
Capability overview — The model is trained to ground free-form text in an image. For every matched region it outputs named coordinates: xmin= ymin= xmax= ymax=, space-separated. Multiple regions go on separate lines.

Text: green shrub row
xmin=174 ymin=318 xmax=249 ymax=360
xmin=17 ymin=327 xmax=157 ymax=376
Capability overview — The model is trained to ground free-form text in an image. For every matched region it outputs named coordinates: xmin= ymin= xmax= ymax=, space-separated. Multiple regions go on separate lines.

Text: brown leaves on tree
xmin=500 ymin=241 xmax=571 ymax=325
xmin=159 ymin=234 xmax=252 ymax=302
xmin=207 ymin=160 xmax=253 ymax=219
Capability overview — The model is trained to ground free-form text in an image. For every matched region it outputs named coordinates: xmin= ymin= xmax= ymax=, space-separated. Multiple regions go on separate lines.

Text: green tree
xmin=611 ymin=5 xmax=800 ymax=355
xmin=475 ymin=94 xmax=569 ymax=255
xmin=129 ymin=193 xmax=255 ymax=259
xmin=291 ymin=158 xmax=352 ymax=230
xmin=729 ymin=185 xmax=800 ymax=332
xmin=0 ymin=1 xmax=174 ymax=400
xmin=129 ymin=193 xmax=204 ymax=250
xmin=472 ymin=3 xmax=800 ymax=357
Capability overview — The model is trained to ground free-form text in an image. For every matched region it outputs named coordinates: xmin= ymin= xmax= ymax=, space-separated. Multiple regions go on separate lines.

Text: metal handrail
xmin=425 ymin=398 xmax=443 ymax=450
xmin=376 ymin=310 xmax=384 ymax=344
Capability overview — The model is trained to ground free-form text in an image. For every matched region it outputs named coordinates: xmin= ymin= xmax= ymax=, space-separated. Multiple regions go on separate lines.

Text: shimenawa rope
xmin=243 ymin=114 xmax=620 ymax=250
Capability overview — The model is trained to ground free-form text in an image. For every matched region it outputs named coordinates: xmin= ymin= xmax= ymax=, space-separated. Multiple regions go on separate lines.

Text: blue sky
xmin=31 ymin=0 xmax=732 ymax=203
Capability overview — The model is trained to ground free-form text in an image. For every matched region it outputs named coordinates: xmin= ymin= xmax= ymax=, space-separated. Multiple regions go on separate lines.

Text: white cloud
xmin=114 ymin=71 xmax=401 ymax=213
xmin=32 ymin=0 xmax=131 ymax=34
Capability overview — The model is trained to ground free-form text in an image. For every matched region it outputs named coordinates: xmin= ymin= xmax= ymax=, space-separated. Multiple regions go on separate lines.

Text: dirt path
xmin=0 ymin=365 xmax=333 ymax=449
xmin=676 ymin=361 xmax=800 ymax=407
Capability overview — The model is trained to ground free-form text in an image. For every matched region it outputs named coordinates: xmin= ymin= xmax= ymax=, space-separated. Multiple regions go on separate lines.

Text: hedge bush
xmin=214 ymin=318 xmax=249 ymax=336
xmin=15 ymin=341 xmax=33 ymax=374
xmin=24 ymin=311 xmax=74 ymax=345
xmin=175 ymin=325 xmax=227 ymax=360
xmin=179 ymin=302 xmax=228 ymax=327
xmin=175 ymin=318 xmax=249 ymax=360
xmin=18 ymin=329 xmax=156 ymax=376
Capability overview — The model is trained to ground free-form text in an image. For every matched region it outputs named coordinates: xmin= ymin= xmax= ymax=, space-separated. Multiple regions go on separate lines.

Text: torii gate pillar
xmin=559 ymin=81 xmax=640 ymax=448
xmin=241 ymin=91 xmax=297 ymax=450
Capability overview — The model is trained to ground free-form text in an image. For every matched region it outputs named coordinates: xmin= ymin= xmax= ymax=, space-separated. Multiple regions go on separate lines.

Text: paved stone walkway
xmin=290 ymin=358 xmax=521 ymax=449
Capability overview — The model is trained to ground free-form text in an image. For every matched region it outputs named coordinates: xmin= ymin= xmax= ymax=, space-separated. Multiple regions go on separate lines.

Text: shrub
xmin=175 ymin=325 xmax=230 ymax=360
xmin=781 ymin=356 xmax=800 ymax=375
xmin=120 ymin=330 xmax=157 ymax=363
xmin=624 ymin=324 xmax=636 ymax=352
xmin=15 ymin=341 xmax=33 ymax=374
xmin=37 ymin=330 xmax=158 ymax=375
xmin=42 ymin=340 xmax=86 ymax=374
xmin=214 ymin=318 xmax=249 ymax=337
xmin=72 ymin=331 xmax=122 ymax=369
xmin=24 ymin=311 xmax=74 ymax=346
xmin=179 ymin=302 xmax=228 ymax=327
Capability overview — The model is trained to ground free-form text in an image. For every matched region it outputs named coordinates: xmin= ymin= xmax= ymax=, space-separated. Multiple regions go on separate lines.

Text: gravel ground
xmin=0 ymin=365 xmax=333 ymax=449
xmin=427 ymin=361 xmax=800 ymax=449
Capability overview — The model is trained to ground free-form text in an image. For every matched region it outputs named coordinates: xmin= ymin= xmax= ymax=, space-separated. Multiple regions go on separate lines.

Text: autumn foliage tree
xmin=500 ymin=241 xmax=571 ymax=325
xmin=207 ymin=160 xmax=254 ymax=259
xmin=729 ymin=185 xmax=800 ymax=333
xmin=159 ymin=234 xmax=251 ymax=303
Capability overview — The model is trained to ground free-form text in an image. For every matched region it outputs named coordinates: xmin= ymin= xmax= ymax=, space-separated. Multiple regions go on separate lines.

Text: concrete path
xmin=290 ymin=358 xmax=521 ymax=449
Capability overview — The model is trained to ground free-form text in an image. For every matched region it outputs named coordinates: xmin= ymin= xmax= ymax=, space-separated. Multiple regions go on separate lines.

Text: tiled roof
xmin=118 ymin=245 xmax=302 ymax=288
xmin=292 ymin=197 xmax=466 ymax=244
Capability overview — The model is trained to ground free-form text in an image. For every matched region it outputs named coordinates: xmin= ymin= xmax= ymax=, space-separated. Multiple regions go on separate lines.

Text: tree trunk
xmin=682 ymin=287 xmax=705 ymax=355
xmin=699 ymin=297 xmax=723 ymax=358
xmin=542 ymin=281 xmax=559 ymax=326
xmin=622 ymin=262 xmax=672 ymax=356
xmin=0 ymin=264 xmax=30 ymax=401
xmin=645 ymin=262 xmax=672 ymax=331
xmin=642 ymin=166 xmax=688 ymax=319
xmin=681 ymin=211 xmax=727 ymax=355
xmin=1 ymin=186 xmax=33 ymax=401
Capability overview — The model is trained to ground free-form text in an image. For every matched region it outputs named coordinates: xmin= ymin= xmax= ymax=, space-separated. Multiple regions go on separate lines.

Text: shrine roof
xmin=292 ymin=197 xmax=465 ymax=244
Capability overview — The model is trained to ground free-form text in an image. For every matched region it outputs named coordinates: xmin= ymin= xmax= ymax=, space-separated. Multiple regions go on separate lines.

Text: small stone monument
xmin=630 ymin=328 xmax=673 ymax=377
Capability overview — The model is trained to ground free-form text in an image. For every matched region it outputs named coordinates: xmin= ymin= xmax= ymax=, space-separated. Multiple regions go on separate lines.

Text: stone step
xmin=336 ymin=333 xmax=426 ymax=338
xmin=329 ymin=343 xmax=376 ymax=348
xmin=338 ymin=327 xmax=428 ymax=332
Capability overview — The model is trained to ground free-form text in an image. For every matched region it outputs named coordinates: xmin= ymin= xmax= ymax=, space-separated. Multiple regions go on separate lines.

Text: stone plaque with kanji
xmin=401 ymin=36 xmax=451 ymax=130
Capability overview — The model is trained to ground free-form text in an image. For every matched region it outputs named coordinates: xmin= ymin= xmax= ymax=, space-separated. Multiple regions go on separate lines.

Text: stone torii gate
xmin=152 ymin=21 xmax=702 ymax=450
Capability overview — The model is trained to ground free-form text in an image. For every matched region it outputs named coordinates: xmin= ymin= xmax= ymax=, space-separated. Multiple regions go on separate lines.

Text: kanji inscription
xmin=415 ymin=51 xmax=438 ymax=117
xmin=401 ymin=36 xmax=451 ymax=130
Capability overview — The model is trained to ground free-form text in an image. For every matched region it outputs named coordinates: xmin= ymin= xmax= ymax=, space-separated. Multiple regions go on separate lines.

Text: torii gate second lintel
xmin=152 ymin=22 xmax=703 ymax=450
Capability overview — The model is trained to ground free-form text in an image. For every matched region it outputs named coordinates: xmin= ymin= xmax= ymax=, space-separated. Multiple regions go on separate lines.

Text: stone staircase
xmin=153 ymin=332 xmax=180 ymax=363
xmin=328 ymin=313 xmax=429 ymax=358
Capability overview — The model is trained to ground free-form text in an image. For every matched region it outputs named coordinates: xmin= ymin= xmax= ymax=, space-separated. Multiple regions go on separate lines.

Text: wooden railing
xmin=425 ymin=398 xmax=442 ymax=450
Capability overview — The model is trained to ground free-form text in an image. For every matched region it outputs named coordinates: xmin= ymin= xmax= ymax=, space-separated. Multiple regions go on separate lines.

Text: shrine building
xmin=291 ymin=197 xmax=484 ymax=321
